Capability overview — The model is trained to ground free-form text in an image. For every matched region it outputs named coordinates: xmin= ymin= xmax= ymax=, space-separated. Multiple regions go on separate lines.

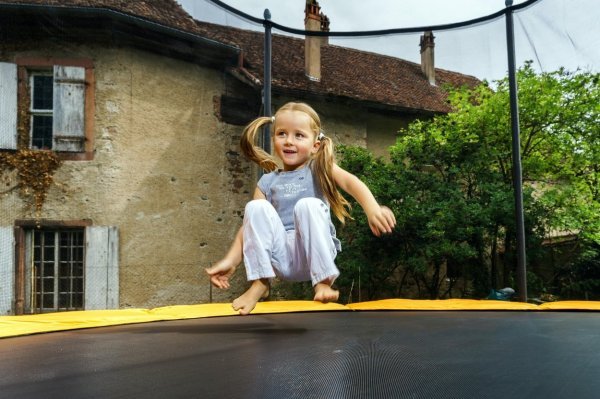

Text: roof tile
xmin=194 ymin=21 xmax=480 ymax=113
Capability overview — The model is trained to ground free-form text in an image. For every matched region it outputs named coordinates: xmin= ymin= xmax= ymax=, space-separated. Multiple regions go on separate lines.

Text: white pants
xmin=242 ymin=198 xmax=339 ymax=286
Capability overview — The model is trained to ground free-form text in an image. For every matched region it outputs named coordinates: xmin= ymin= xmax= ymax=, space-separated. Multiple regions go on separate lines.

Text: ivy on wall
xmin=0 ymin=71 xmax=63 ymax=214
xmin=0 ymin=149 xmax=62 ymax=213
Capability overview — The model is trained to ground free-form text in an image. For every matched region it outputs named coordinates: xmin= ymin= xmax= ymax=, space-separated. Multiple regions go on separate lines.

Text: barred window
xmin=32 ymin=229 xmax=85 ymax=312
xmin=1 ymin=224 xmax=120 ymax=315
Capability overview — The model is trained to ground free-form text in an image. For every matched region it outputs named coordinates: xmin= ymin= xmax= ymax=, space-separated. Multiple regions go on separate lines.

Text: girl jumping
xmin=206 ymin=102 xmax=396 ymax=315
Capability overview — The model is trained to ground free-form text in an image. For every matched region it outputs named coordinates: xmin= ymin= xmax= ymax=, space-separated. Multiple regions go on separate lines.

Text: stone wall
xmin=2 ymin=44 xmax=254 ymax=308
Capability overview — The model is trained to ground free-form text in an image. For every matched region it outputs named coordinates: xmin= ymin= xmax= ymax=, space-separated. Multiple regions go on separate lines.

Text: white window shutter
xmin=85 ymin=226 xmax=119 ymax=310
xmin=0 ymin=227 xmax=15 ymax=315
xmin=53 ymin=65 xmax=86 ymax=152
xmin=0 ymin=62 xmax=18 ymax=150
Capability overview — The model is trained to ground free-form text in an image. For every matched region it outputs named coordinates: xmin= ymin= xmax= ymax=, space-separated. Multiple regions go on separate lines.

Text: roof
xmin=0 ymin=0 xmax=199 ymax=31
xmin=1 ymin=0 xmax=481 ymax=114
xmin=0 ymin=0 xmax=239 ymax=67
xmin=194 ymin=21 xmax=480 ymax=114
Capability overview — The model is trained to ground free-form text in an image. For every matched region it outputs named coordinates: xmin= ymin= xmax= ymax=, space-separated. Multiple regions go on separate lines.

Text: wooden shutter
xmin=85 ymin=226 xmax=119 ymax=310
xmin=0 ymin=62 xmax=18 ymax=150
xmin=0 ymin=227 xmax=15 ymax=315
xmin=53 ymin=65 xmax=86 ymax=152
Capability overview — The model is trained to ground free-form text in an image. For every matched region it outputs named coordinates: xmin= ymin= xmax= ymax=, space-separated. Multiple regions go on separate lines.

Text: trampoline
xmin=1 ymin=300 xmax=599 ymax=399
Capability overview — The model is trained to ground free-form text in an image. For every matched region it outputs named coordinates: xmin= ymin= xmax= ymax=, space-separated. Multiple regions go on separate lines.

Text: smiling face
xmin=273 ymin=110 xmax=320 ymax=171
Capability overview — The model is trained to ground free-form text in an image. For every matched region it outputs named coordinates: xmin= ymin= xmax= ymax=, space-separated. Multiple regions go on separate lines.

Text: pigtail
xmin=313 ymin=136 xmax=352 ymax=224
xmin=240 ymin=116 xmax=279 ymax=172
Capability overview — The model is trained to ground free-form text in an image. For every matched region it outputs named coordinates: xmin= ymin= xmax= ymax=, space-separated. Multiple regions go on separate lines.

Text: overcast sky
xmin=179 ymin=0 xmax=599 ymax=81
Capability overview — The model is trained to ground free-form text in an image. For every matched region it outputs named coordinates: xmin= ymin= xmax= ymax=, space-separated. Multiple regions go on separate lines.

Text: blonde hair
xmin=240 ymin=102 xmax=351 ymax=223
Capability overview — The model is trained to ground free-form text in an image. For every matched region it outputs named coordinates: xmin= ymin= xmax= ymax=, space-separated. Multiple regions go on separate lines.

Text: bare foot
xmin=232 ymin=279 xmax=269 ymax=315
xmin=313 ymin=282 xmax=339 ymax=303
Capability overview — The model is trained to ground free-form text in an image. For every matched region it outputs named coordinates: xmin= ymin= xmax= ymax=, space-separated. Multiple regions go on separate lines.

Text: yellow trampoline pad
xmin=1 ymin=299 xmax=598 ymax=338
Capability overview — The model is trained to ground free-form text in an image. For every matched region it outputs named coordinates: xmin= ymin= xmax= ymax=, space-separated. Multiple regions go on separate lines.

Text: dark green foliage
xmin=556 ymin=244 xmax=600 ymax=300
xmin=334 ymin=63 xmax=599 ymax=301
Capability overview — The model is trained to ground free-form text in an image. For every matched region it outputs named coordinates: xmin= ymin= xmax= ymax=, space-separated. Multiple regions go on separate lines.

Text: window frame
xmin=15 ymin=57 xmax=95 ymax=161
xmin=14 ymin=219 xmax=92 ymax=314
xmin=11 ymin=221 xmax=119 ymax=315
xmin=29 ymin=228 xmax=86 ymax=313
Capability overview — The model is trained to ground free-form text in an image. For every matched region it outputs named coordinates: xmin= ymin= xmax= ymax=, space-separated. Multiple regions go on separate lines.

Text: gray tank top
xmin=257 ymin=163 xmax=341 ymax=250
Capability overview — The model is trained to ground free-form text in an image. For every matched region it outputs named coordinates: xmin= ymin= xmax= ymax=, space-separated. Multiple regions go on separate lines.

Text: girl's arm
xmin=206 ymin=187 xmax=266 ymax=288
xmin=332 ymin=163 xmax=396 ymax=237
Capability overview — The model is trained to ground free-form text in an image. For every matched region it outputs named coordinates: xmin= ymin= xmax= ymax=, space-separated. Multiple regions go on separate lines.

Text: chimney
xmin=304 ymin=0 xmax=328 ymax=81
xmin=420 ymin=31 xmax=435 ymax=85
xmin=320 ymin=12 xmax=330 ymax=46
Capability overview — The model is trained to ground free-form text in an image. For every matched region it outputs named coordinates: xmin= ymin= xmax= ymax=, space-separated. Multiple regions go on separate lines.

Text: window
xmin=31 ymin=229 xmax=85 ymax=312
xmin=0 ymin=59 xmax=94 ymax=160
xmin=30 ymin=72 xmax=54 ymax=150
xmin=0 ymin=223 xmax=119 ymax=315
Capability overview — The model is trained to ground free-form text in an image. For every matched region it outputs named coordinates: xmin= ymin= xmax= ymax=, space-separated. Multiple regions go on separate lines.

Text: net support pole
xmin=505 ymin=0 xmax=527 ymax=302
xmin=262 ymin=9 xmax=272 ymax=154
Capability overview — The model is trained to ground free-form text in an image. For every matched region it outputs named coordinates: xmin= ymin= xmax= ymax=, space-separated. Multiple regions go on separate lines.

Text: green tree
xmin=336 ymin=63 xmax=599 ymax=301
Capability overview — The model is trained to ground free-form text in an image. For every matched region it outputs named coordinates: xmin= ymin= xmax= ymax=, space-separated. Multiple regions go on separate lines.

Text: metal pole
xmin=262 ymin=8 xmax=272 ymax=154
xmin=505 ymin=0 xmax=527 ymax=302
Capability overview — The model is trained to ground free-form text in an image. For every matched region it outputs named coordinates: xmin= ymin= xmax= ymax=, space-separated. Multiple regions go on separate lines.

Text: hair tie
xmin=318 ymin=131 xmax=325 ymax=141
xmin=271 ymin=116 xmax=275 ymax=123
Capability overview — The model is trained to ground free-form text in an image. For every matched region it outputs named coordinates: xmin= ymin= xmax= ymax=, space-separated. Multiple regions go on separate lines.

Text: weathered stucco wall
xmin=366 ymin=112 xmax=418 ymax=158
xmin=86 ymin=48 xmax=255 ymax=307
xmin=88 ymin=48 xmax=260 ymax=307
xmin=2 ymin=44 xmax=254 ymax=308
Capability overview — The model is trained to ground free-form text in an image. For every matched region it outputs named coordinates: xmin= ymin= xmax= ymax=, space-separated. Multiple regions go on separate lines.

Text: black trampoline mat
xmin=1 ymin=311 xmax=599 ymax=399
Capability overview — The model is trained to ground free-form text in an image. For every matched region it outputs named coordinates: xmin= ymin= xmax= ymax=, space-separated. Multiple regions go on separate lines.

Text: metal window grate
xmin=33 ymin=229 xmax=84 ymax=313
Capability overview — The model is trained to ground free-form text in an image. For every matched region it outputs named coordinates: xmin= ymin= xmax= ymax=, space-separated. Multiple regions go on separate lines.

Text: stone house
xmin=0 ymin=0 xmax=478 ymax=314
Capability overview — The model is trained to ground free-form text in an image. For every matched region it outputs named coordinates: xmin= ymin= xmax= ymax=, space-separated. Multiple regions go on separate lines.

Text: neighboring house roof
xmin=1 ymin=0 xmax=481 ymax=114
xmin=194 ymin=21 xmax=480 ymax=114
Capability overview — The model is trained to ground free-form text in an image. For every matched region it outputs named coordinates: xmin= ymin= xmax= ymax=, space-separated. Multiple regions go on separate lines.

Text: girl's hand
xmin=205 ymin=259 xmax=237 ymax=289
xmin=367 ymin=205 xmax=396 ymax=237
